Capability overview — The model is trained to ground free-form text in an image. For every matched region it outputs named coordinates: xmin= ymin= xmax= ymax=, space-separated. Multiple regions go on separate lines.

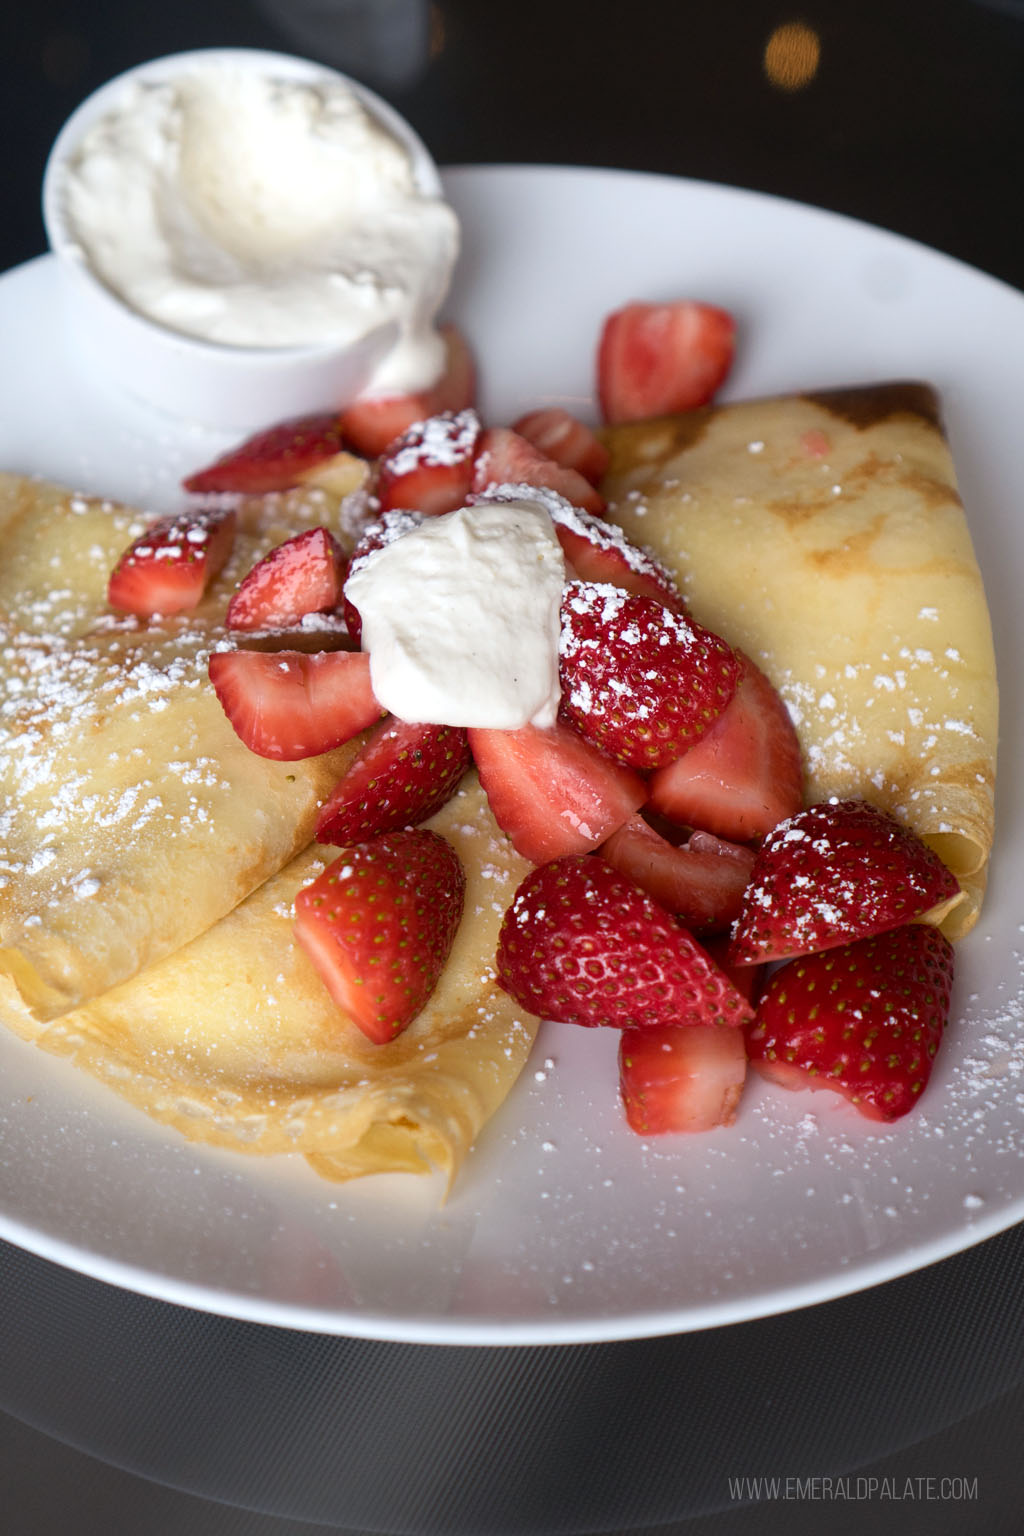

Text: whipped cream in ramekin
xmin=55 ymin=62 xmax=458 ymax=395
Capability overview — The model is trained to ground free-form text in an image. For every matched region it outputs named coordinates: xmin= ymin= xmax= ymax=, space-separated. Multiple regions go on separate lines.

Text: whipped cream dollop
xmin=59 ymin=63 xmax=458 ymax=390
xmin=345 ymin=500 xmax=566 ymax=729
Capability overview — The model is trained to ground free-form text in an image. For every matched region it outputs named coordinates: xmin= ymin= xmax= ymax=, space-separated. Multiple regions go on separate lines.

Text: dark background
xmin=2 ymin=2 xmax=1024 ymax=1532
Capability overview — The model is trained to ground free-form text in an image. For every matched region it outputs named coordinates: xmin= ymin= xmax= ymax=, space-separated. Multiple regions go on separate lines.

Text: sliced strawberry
xmin=496 ymin=856 xmax=754 ymax=1030
xmin=226 ymin=527 xmax=347 ymax=632
xmin=647 ymin=653 xmax=803 ymax=841
xmin=107 ymin=506 xmax=236 ymax=617
xmin=746 ymin=923 xmax=955 ymax=1121
xmin=376 ymin=409 xmax=482 ymax=517
xmin=598 ymin=814 xmax=754 ymax=933
xmin=728 ymin=799 xmax=962 ymax=967
xmin=183 ymin=414 xmax=347 ymax=495
xmin=475 ymin=481 xmax=682 ymax=607
xmin=208 ymin=648 xmax=383 ymax=761
xmin=512 ymin=407 xmax=610 ymax=485
xmin=468 ymin=718 xmax=646 ymax=864
xmin=618 ymin=1024 xmax=747 ymax=1134
xmin=597 ymin=300 xmax=736 ymax=424
xmin=294 ymin=830 xmax=465 ymax=1043
xmin=337 ymin=325 xmax=476 ymax=459
xmin=471 ymin=427 xmax=606 ymax=515
xmin=341 ymin=509 xmax=424 ymax=644
xmin=559 ymin=580 xmax=741 ymax=769
xmin=316 ymin=718 xmax=471 ymax=844
xmin=701 ymin=934 xmax=766 ymax=1008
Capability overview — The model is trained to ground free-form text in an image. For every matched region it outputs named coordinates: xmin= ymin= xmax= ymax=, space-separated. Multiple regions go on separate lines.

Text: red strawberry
xmin=226 ymin=527 xmax=347 ymax=631
xmin=376 ymin=409 xmax=482 ymax=516
xmin=559 ymin=580 xmax=741 ymax=769
xmin=511 ymin=407 xmax=610 ymax=485
xmin=473 ymin=480 xmax=680 ymax=606
xmin=294 ymin=830 xmax=465 ymax=1043
xmin=316 ymin=718 xmax=471 ymax=844
xmin=746 ymin=923 xmax=955 ymax=1121
xmin=468 ymin=718 xmax=646 ymax=864
xmin=337 ymin=325 xmax=476 ymax=458
xmin=647 ymin=653 xmax=803 ymax=841
xmin=728 ymin=799 xmax=962 ymax=967
xmin=471 ymin=427 xmax=606 ymax=515
xmin=496 ymin=856 xmax=755 ymax=1030
xmin=597 ymin=300 xmax=736 ymax=423
xmin=208 ymin=648 xmax=383 ymax=761
xmin=183 ymin=414 xmax=347 ymax=495
xmin=342 ymin=509 xmax=424 ymax=644
xmin=618 ymin=1024 xmax=748 ymax=1134
xmin=107 ymin=506 xmax=237 ymax=617
xmin=598 ymin=814 xmax=754 ymax=933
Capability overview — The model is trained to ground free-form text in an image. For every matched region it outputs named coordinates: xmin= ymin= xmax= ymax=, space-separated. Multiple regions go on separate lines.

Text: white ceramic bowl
xmin=42 ymin=48 xmax=445 ymax=430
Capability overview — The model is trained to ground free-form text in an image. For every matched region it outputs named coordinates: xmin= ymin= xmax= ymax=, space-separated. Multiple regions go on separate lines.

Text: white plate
xmin=0 ymin=166 xmax=1021 ymax=1346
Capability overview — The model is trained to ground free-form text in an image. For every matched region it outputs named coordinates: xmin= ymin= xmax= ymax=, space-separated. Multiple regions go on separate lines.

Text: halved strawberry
xmin=342 ymin=509 xmax=424 ymax=644
xmin=597 ymin=300 xmax=736 ymax=424
xmin=618 ymin=1024 xmax=748 ymax=1134
xmin=376 ymin=409 xmax=482 ymax=516
xmin=226 ymin=527 xmax=347 ymax=632
xmin=183 ymin=414 xmax=347 ymax=495
xmin=598 ymin=814 xmax=754 ymax=933
xmin=728 ymin=799 xmax=962 ymax=967
xmin=208 ymin=648 xmax=383 ymax=760
xmin=559 ymin=581 xmax=741 ymax=769
xmin=471 ymin=427 xmax=606 ymax=515
xmin=746 ymin=923 xmax=955 ymax=1121
xmin=512 ymin=407 xmax=610 ymax=485
xmin=107 ymin=506 xmax=237 ymax=617
xmin=647 ymin=653 xmax=803 ymax=841
xmin=496 ymin=856 xmax=754 ymax=1030
xmin=468 ymin=718 xmax=646 ymax=864
xmin=294 ymin=830 xmax=465 ymax=1043
xmin=337 ymin=325 xmax=476 ymax=458
xmin=316 ymin=718 xmax=471 ymax=844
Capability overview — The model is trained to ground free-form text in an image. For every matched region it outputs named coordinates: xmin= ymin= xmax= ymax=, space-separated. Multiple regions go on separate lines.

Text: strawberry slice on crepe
xmin=107 ymin=506 xmax=236 ymax=617
xmin=376 ymin=409 xmax=482 ymax=517
xmin=598 ymin=814 xmax=754 ymax=933
xmin=471 ymin=426 xmax=605 ymax=514
xmin=209 ymin=649 xmax=383 ymax=761
xmin=294 ymin=829 xmax=466 ymax=1044
xmin=468 ymin=718 xmax=645 ymax=864
xmin=512 ymin=407 xmax=610 ymax=485
xmin=316 ymin=718 xmax=472 ymax=844
xmin=597 ymin=300 xmax=736 ymax=423
xmin=496 ymin=855 xmax=754 ymax=1031
xmin=729 ymin=799 xmax=962 ymax=966
xmin=226 ymin=527 xmax=347 ymax=631
xmin=747 ymin=923 xmax=955 ymax=1121
xmin=183 ymin=414 xmax=349 ymax=495
xmin=558 ymin=580 xmax=741 ymax=769
xmin=338 ymin=325 xmax=476 ymax=458
xmin=647 ymin=653 xmax=804 ymax=842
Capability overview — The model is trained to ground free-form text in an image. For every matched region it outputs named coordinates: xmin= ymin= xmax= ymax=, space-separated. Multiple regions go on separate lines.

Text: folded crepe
xmin=0 ymin=473 xmax=537 ymax=1184
xmin=600 ymin=382 xmax=997 ymax=938
xmin=0 ymin=473 xmax=362 ymax=1020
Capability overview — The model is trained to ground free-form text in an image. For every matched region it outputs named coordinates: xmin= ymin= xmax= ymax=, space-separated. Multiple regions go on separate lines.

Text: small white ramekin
xmin=42 ymin=48 xmax=444 ymax=430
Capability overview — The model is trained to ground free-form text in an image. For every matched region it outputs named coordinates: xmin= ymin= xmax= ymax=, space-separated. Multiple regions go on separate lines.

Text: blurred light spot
xmin=429 ymin=4 xmax=446 ymax=59
xmin=42 ymin=31 xmax=91 ymax=87
xmin=763 ymin=21 xmax=821 ymax=91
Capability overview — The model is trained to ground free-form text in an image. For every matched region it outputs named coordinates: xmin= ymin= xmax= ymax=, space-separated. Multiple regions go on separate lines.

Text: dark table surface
xmin=2 ymin=2 xmax=1024 ymax=1533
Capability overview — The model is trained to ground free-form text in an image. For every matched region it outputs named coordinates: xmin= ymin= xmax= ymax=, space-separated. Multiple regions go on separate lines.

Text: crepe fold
xmin=0 ymin=473 xmax=539 ymax=1185
xmin=600 ymin=383 xmax=997 ymax=938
